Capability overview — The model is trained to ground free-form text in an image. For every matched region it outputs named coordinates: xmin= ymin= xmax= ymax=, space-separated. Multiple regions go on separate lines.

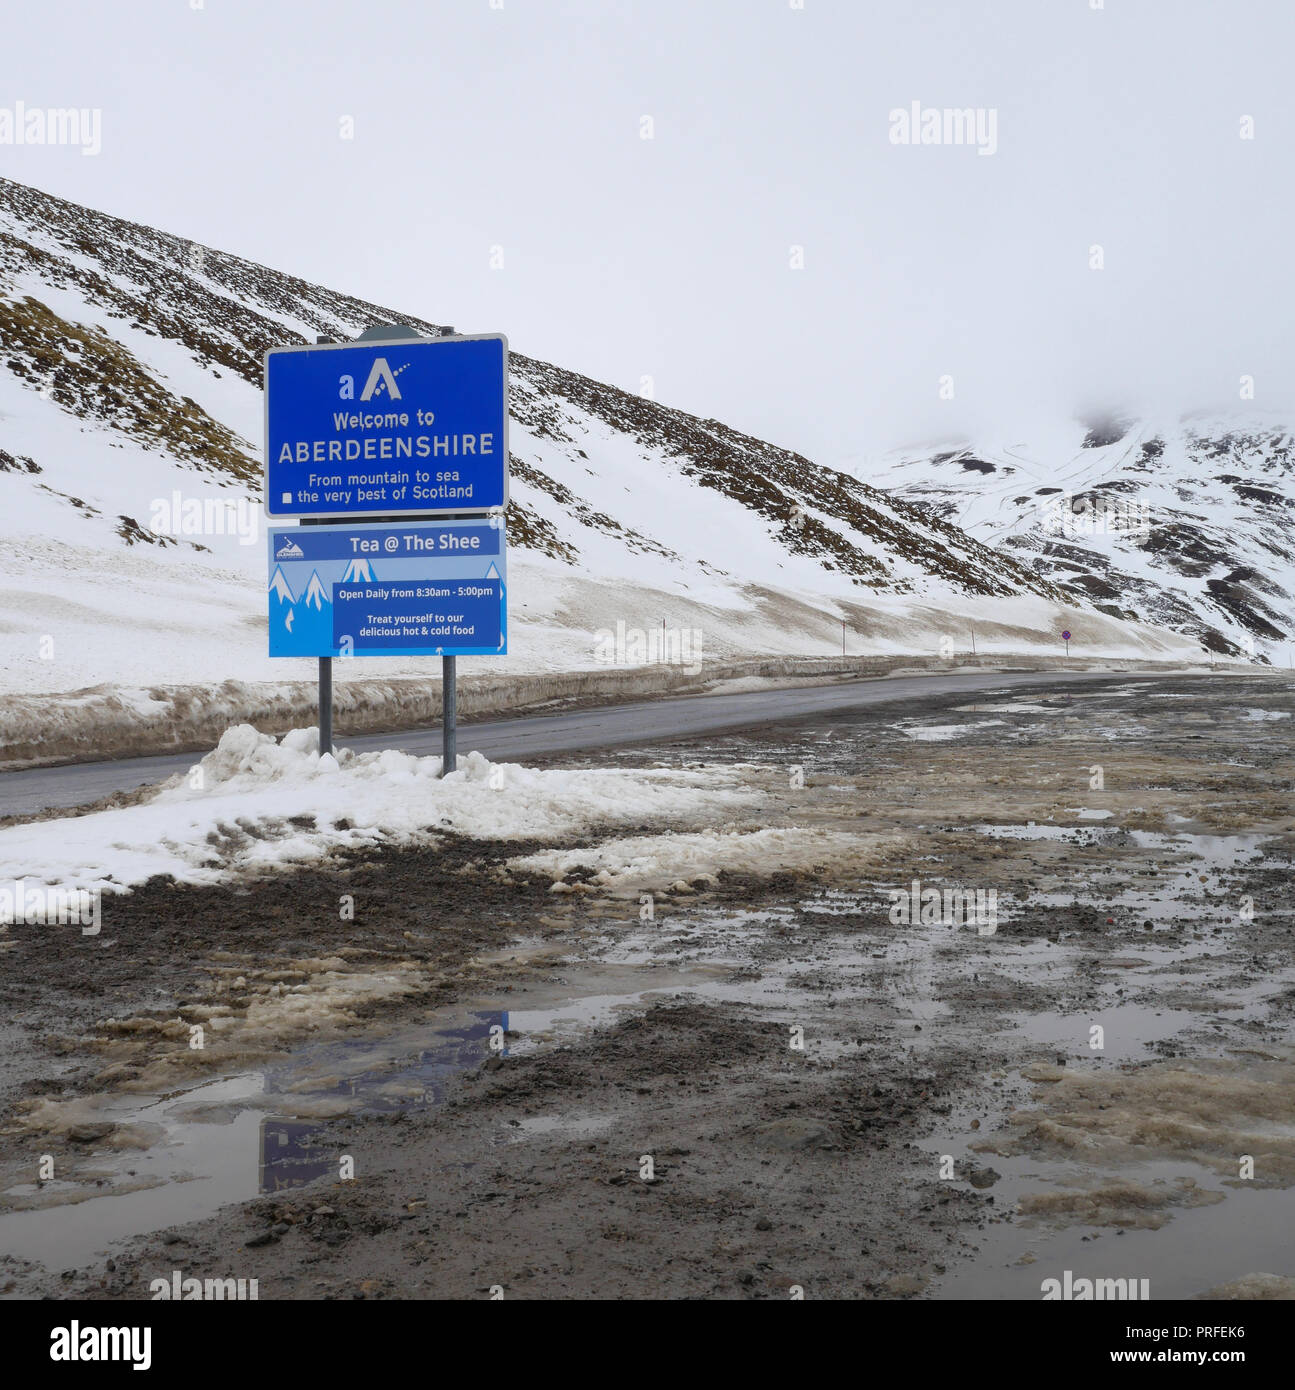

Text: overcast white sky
xmin=3 ymin=0 xmax=1294 ymax=462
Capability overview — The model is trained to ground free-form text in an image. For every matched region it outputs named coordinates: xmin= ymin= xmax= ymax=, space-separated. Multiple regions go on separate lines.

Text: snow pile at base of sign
xmin=0 ymin=725 xmax=761 ymax=895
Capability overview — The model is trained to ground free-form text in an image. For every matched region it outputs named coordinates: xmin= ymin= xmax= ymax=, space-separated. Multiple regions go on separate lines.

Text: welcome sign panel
xmin=264 ymin=333 xmax=508 ymax=519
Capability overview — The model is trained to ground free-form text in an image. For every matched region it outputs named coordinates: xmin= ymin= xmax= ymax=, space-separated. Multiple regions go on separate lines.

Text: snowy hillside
xmin=855 ymin=415 xmax=1295 ymax=663
xmin=0 ymin=177 xmax=1206 ymax=760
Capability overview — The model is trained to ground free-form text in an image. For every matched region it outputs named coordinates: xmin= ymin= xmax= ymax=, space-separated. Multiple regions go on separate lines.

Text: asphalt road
xmin=2 ymin=668 xmax=1176 ymax=819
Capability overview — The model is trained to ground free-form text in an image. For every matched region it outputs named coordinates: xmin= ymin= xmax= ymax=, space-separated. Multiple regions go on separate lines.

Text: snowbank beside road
xmin=0 ymin=725 xmax=761 ymax=896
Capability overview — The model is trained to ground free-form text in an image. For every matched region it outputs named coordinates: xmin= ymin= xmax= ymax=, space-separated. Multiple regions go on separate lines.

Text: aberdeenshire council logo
xmin=356 ymin=356 xmax=410 ymax=403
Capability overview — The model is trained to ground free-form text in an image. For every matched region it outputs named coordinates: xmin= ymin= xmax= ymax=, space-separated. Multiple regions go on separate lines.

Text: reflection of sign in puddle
xmin=257 ymin=1010 xmax=507 ymax=1193
xmin=0 ymin=1011 xmax=511 ymax=1270
xmin=997 ymin=1002 xmax=1188 ymax=1063
xmin=260 ymin=1120 xmax=331 ymax=1193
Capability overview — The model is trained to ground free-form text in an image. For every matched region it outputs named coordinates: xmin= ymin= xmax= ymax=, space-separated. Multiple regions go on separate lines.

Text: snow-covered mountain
xmin=0 ymin=176 xmax=1206 ymax=759
xmin=853 ymin=415 xmax=1295 ymax=662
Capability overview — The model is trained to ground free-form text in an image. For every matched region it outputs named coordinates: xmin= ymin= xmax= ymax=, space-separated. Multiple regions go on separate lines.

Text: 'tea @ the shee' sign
xmin=268 ymin=518 xmax=507 ymax=659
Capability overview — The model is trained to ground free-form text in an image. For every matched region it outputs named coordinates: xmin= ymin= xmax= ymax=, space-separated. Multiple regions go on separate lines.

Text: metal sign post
xmin=442 ymin=655 xmax=457 ymax=773
xmin=318 ymin=648 xmax=333 ymax=756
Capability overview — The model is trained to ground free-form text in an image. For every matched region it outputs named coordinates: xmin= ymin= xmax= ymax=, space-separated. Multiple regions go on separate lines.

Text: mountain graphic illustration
xmin=268 ymin=565 xmax=295 ymax=604
xmin=275 ymin=539 xmax=304 ymax=559
xmin=341 ymin=557 xmax=376 ymax=583
xmin=302 ymin=570 xmax=329 ymax=610
xmin=274 ymin=567 xmax=334 ymax=654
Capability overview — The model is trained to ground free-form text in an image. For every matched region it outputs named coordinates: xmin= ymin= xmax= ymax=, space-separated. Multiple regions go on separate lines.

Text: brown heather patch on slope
xmin=36 ymin=482 xmax=100 ymax=520
xmin=0 ymin=294 xmax=257 ymax=483
xmin=0 ymin=225 xmax=270 ymax=388
xmin=503 ymin=495 xmax=579 ymax=564
xmin=0 ymin=448 xmax=40 ymax=473
xmin=0 ymin=178 xmax=453 ymax=388
xmin=511 ymin=356 xmax=885 ymax=585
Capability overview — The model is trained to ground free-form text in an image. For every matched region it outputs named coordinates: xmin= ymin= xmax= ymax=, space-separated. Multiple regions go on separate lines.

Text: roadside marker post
xmin=265 ymin=325 xmax=509 ymax=773
xmin=1062 ymin=629 xmax=1071 ymax=659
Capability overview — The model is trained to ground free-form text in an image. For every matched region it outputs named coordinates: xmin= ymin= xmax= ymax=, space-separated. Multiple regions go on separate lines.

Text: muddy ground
xmin=1 ymin=670 xmax=1293 ymax=1300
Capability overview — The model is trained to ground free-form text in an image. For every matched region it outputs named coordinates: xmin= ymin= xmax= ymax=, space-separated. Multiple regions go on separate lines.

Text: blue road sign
xmin=268 ymin=519 xmax=507 ymax=658
xmin=264 ymin=333 xmax=508 ymax=519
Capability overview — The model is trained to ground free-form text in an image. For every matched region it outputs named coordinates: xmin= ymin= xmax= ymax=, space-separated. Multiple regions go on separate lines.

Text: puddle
xmin=972 ymin=827 xmax=1272 ymax=928
xmin=507 ymin=990 xmax=696 ymax=1049
xmin=893 ymin=721 xmax=1007 ymax=742
xmin=506 ymin=1113 xmax=615 ymax=1141
xmin=976 ymin=825 xmax=1270 ymax=871
xmin=953 ymin=702 xmax=1057 ymax=714
xmin=934 ymin=1144 xmax=1295 ymax=1301
xmin=994 ymin=1004 xmax=1190 ymax=1063
xmin=0 ymin=958 xmax=728 ymax=1273
xmin=0 ymin=1012 xmax=507 ymax=1272
xmin=931 ymin=1035 xmax=1295 ymax=1299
